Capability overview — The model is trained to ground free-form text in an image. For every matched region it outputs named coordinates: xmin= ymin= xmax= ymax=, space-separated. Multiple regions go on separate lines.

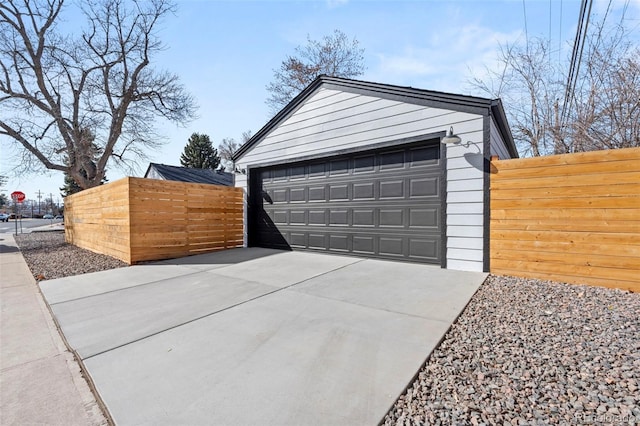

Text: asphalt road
xmin=0 ymin=218 xmax=63 ymax=234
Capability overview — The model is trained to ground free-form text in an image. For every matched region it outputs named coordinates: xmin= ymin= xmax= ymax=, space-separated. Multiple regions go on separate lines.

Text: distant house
xmin=144 ymin=163 xmax=233 ymax=186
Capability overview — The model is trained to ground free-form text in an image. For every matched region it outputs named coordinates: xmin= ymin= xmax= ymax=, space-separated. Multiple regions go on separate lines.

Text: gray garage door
xmin=249 ymin=141 xmax=443 ymax=264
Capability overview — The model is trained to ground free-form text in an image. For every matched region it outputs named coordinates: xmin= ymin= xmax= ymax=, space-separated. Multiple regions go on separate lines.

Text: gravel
xmin=15 ymin=231 xmax=127 ymax=280
xmin=14 ymin=233 xmax=640 ymax=425
xmin=383 ymin=275 xmax=640 ymax=425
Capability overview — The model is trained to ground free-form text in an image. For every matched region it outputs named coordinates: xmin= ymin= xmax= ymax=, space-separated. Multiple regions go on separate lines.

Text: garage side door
xmin=249 ymin=142 xmax=443 ymax=264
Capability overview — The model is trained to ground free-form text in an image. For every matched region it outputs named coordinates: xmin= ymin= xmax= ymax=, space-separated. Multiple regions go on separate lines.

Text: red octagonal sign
xmin=11 ymin=191 xmax=26 ymax=203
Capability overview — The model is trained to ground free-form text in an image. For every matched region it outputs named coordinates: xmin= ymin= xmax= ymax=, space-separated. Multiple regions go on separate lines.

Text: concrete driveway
xmin=40 ymin=248 xmax=487 ymax=425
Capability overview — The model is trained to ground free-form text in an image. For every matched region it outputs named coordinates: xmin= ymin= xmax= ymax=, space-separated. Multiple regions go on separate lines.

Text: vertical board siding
xmin=65 ymin=177 xmax=244 ymax=264
xmin=490 ymin=147 xmax=640 ymax=292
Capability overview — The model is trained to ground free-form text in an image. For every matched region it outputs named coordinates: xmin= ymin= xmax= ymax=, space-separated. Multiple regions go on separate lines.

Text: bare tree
xmin=266 ymin=30 xmax=365 ymax=114
xmin=0 ymin=0 xmax=197 ymax=189
xmin=471 ymin=21 xmax=639 ymax=156
xmin=572 ymin=22 xmax=640 ymax=151
xmin=219 ymin=130 xmax=251 ymax=171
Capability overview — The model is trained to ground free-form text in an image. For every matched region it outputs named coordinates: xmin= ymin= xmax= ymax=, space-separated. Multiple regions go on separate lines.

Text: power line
xmin=594 ymin=0 xmax=613 ymax=50
xmin=560 ymin=0 xmax=593 ymax=130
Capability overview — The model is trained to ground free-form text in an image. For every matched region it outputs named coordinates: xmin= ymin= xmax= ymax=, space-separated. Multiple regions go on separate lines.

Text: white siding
xmin=234 ymin=174 xmax=248 ymax=246
xmin=145 ymin=167 xmax=163 ymax=180
xmin=237 ymin=88 xmax=479 ymax=165
xmin=444 ymin=121 xmax=485 ymax=272
xmin=236 ymin=86 xmax=488 ymax=272
xmin=490 ymin=118 xmax=511 ymax=159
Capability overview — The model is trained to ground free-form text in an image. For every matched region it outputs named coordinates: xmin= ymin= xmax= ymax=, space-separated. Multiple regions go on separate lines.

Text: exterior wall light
xmin=441 ymin=126 xmax=462 ymax=145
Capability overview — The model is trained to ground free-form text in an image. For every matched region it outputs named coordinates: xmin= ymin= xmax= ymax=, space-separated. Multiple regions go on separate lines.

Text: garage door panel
xmin=410 ymin=208 xmax=439 ymax=228
xmin=329 ymin=210 xmax=349 ymax=226
xmin=380 ymin=150 xmax=405 ymax=170
xmin=309 ymin=163 xmax=326 ymax=178
xmin=410 ymin=145 xmax=439 ymax=166
xmin=308 ymin=210 xmax=327 ymax=225
xmin=410 ymin=177 xmax=439 ymax=197
xmin=329 ymin=184 xmax=349 ymax=200
xmin=290 ymin=210 xmax=306 ymax=224
xmin=353 ymin=182 xmax=375 ymax=199
xmin=308 ymin=186 xmax=326 ymax=201
xmin=329 ymin=234 xmax=349 ymax=251
xmin=251 ymin=142 xmax=443 ymax=264
xmin=289 ymin=232 xmax=306 ymax=248
xmin=379 ymin=209 xmax=404 ymax=227
xmin=353 ymin=210 xmax=375 ymax=226
xmin=409 ymin=238 xmax=439 ymax=260
xmin=379 ymin=237 xmax=404 ymax=256
xmin=354 ymin=155 xmax=375 ymax=172
xmin=290 ymin=187 xmax=305 ymax=202
xmin=308 ymin=234 xmax=326 ymax=249
xmin=272 ymin=210 xmax=288 ymax=224
xmin=379 ymin=180 xmax=405 ymax=199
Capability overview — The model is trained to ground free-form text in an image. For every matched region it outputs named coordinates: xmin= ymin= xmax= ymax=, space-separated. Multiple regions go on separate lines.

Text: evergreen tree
xmin=60 ymin=170 xmax=108 ymax=198
xmin=60 ymin=172 xmax=83 ymax=197
xmin=180 ymin=133 xmax=221 ymax=169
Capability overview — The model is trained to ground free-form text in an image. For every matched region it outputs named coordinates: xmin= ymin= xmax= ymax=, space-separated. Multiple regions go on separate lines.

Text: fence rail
xmin=65 ymin=177 xmax=243 ymax=264
xmin=490 ymin=147 xmax=640 ymax=292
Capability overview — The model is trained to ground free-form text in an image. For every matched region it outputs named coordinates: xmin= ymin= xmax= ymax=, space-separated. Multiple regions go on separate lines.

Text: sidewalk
xmin=0 ymin=232 xmax=108 ymax=425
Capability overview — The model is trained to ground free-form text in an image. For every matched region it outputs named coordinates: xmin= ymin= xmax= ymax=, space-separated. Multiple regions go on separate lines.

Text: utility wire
xmin=560 ymin=0 xmax=593 ymax=130
xmin=594 ymin=0 xmax=613 ymax=51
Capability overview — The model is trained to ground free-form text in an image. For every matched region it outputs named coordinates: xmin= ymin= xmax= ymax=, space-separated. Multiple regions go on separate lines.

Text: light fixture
xmin=441 ymin=126 xmax=461 ymax=145
xmin=234 ymin=167 xmax=246 ymax=175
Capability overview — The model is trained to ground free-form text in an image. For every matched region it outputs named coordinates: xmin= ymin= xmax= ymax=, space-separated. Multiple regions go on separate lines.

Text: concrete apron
xmin=40 ymin=248 xmax=487 ymax=425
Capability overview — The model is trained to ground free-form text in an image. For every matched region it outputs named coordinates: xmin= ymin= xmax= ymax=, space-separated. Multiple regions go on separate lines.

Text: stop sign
xmin=11 ymin=191 xmax=26 ymax=203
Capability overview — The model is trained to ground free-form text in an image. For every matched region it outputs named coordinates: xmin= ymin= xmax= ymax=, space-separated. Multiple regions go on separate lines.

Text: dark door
xmin=249 ymin=141 xmax=443 ymax=264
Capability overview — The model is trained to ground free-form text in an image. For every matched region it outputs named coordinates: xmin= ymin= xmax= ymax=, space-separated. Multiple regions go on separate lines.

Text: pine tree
xmin=60 ymin=170 xmax=108 ymax=198
xmin=180 ymin=133 xmax=221 ymax=169
xmin=60 ymin=172 xmax=82 ymax=197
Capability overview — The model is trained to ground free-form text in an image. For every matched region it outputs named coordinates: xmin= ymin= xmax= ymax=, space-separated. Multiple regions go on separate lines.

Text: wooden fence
xmin=65 ymin=177 xmax=243 ymax=264
xmin=490 ymin=147 xmax=640 ymax=292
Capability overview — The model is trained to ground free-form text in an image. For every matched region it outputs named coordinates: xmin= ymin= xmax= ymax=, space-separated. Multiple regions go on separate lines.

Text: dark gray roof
xmin=232 ymin=75 xmax=517 ymax=161
xmin=145 ymin=163 xmax=233 ymax=186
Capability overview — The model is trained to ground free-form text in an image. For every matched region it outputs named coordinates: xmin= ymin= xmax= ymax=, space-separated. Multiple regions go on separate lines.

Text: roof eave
xmin=490 ymin=99 xmax=519 ymax=158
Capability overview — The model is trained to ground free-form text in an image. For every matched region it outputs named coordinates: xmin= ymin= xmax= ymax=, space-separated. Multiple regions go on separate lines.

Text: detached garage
xmin=232 ymin=76 xmax=517 ymax=272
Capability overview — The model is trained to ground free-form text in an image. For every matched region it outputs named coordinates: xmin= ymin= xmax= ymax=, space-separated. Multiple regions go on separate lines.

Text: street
xmin=0 ymin=218 xmax=63 ymax=234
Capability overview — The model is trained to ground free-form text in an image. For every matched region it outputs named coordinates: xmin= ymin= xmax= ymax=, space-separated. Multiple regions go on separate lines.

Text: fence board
xmin=490 ymin=171 xmax=640 ymax=190
xmin=490 ymin=147 xmax=640 ymax=292
xmin=491 ymin=239 xmax=640 ymax=258
xmin=65 ymin=177 xmax=243 ymax=264
xmin=491 ymin=183 xmax=640 ymax=199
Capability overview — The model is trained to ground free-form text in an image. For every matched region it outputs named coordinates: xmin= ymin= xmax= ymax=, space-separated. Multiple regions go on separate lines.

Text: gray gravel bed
xmin=15 ymin=231 xmax=127 ymax=280
xmin=383 ymin=275 xmax=640 ymax=425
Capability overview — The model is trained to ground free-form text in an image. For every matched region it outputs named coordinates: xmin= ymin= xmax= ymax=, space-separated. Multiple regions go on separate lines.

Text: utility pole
xmin=37 ymin=190 xmax=42 ymax=214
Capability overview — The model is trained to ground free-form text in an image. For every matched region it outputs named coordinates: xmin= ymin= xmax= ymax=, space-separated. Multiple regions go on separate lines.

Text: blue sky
xmin=1 ymin=0 xmax=639 ymax=204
